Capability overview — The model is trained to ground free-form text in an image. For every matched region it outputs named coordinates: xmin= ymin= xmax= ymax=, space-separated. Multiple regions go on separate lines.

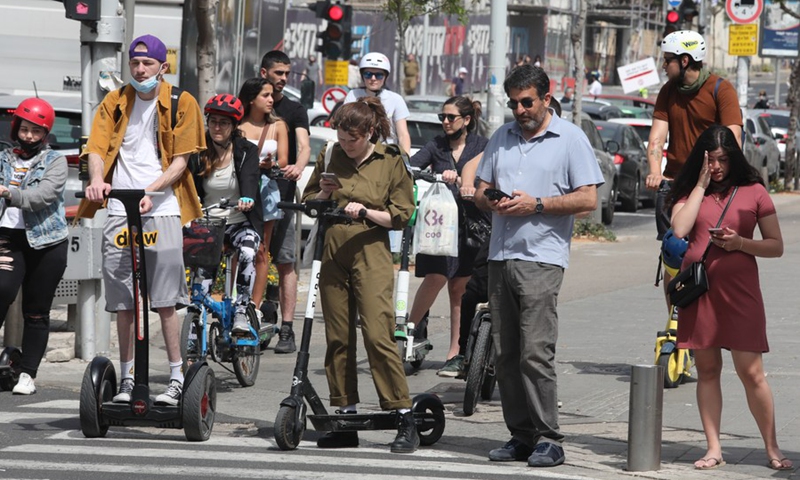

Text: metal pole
xmin=774 ymin=58 xmax=781 ymax=107
xmin=3 ymin=291 xmax=23 ymax=348
xmin=737 ymin=56 xmax=749 ymax=108
xmin=486 ymin=0 xmax=508 ymax=135
xmin=627 ymin=364 xmax=664 ymax=472
xmin=121 ymin=0 xmax=135 ymax=84
xmin=420 ymin=14 xmax=429 ymax=96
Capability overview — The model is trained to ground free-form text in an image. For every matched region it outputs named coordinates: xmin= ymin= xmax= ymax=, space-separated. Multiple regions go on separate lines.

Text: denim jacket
xmin=0 ymin=147 xmax=68 ymax=249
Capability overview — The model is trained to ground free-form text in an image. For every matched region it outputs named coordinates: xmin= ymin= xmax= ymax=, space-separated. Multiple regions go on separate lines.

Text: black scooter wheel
xmin=183 ymin=364 xmax=216 ymax=441
xmin=463 ymin=320 xmax=492 ymax=416
xmin=233 ymin=304 xmax=261 ymax=387
xmin=274 ymin=405 xmax=305 ymax=450
xmin=79 ymin=357 xmax=115 ymax=438
xmin=412 ymin=393 xmax=445 ymax=446
xmin=0 ymin=346 xmax=22 ymax=391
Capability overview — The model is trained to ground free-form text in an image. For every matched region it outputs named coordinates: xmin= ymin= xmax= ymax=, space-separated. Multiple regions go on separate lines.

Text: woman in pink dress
xmin=666 ymin=125 xmax=791 ymax=471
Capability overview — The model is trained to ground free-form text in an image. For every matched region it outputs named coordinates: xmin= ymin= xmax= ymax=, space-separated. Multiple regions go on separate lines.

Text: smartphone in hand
xmin=708 ymin=227 xmax=724 ymax=236
xmin=321 ymin=172 xmax=343 ymax=188
xmin=484 ymin=188 xmax=513 ymax=201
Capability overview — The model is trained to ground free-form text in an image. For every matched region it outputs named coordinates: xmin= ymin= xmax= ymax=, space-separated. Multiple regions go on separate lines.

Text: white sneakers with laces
xmin=12 ymin=372 xmax=36 ymax=395
xmin=113 ymin=378 xmax=135 ymax=403
xmin=155 ymin=379 xmax=183 ymax=406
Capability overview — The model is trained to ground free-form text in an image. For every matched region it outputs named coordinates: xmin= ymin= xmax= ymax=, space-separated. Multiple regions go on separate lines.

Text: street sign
xmin=617 ymin=58 xmax=661 ymax=94
xmin=667 ymin=0 xmax=681 ymax=8
xmin=321 ymin=87 xmax=347 ymax=113
xmin=729 ymin=23 xmax=759 ymax=55
xmin=324 ymin=60 xmax=349 ymax=86
xmin=726 ymin=0 xmax=763 ymax=24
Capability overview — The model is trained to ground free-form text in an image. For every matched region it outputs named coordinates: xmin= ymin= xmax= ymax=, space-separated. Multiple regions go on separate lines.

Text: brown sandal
xmin=768 ymin=458 xmax=793 ymax=471
xmin=694 ymin=457 xmax=726 ymax=470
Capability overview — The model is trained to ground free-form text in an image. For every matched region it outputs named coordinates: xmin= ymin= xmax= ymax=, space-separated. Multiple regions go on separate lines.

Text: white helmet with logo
xmin=661 ymin=30 xmax=706 ymax=62
xmin=359 ymin=52 xmax=391 ymax=74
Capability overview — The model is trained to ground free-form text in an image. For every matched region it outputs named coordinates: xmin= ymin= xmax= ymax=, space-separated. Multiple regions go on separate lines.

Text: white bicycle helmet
xmin=359 ymin=52 xmax=391 ymax=74
xmin=661 ymin=30 xmax=706 ymax=62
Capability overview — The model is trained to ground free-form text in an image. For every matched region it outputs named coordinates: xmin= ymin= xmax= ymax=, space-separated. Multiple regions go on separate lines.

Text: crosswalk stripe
xmin=1 ymin=445 xmax=594 ymax=479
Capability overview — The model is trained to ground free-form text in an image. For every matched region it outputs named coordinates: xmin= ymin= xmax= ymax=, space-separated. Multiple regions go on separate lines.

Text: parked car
xmin=595 ymin=120 xmax=655 ymax=212
xmin=404 ymin=95 xmax=452 ymax=113
xmin=0 ymin=94 xmax=82 ymax=213
xmin=608 ymin=118 xmax=668 ymax=173
xmin=282 ymin=85 xmax=330 ymax=127
xmin=562 ymin=101 xmax=624 ymax=121
xmin=588 ymin=94 xmax=656 ymax=109
xmin=744 ymin=110 xmax=781 ymax=180
xmin=753 ymin=109 xmax=797 ymax=171
xmin=562 ymin=112 xmax=618 ymax=225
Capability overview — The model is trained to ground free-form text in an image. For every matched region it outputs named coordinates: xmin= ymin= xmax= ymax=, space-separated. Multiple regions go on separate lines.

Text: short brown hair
xmin=332 ymin=97 xmax=391 ymax=143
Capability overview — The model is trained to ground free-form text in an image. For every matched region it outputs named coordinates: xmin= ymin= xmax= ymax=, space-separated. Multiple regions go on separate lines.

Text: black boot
xmin=390 ymin=411 xmax=419 ymax=453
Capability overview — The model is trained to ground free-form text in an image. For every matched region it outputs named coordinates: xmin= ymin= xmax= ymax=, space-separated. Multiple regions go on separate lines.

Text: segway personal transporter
xmin=78 ymin=189 xmax=216 ymax=441
xmin=654 ymin=229 xmax=694 ymax=388
xmin=272 ymin=199 xmax=445 ymax=451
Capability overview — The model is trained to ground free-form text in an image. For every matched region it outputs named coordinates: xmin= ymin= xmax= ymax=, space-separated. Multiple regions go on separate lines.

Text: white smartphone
xmin=321 ymin=172 xmax=343 ymax=187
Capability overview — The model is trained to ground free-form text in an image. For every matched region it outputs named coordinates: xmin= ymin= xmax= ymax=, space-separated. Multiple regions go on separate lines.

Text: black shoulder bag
xmin=668 ymin=186 xmax=738 ymax=308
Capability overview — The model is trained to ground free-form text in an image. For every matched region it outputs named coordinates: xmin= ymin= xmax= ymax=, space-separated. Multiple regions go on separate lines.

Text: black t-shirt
xmin=273 ymin=94 xmax=310 ymax=200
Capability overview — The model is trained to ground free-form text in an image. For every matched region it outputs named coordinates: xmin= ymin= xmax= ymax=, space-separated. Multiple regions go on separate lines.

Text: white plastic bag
xmin=413 ymin=182 xmax=459 ymax=257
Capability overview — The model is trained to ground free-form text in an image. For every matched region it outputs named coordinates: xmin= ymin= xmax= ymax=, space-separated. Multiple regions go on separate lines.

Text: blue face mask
xmin=130 ymin=74 xmax=160 ymax=93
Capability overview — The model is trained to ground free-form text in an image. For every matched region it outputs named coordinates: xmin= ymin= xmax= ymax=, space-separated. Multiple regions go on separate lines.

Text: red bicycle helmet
xmin=11 ymin=98 xmax=56 ymax=141
xmin=204 ymin=94 xmax=244 ymax=122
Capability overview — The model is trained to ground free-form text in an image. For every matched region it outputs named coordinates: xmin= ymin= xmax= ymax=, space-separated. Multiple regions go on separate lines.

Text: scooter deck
xmin=101 ymin=402 xmax=182 ymax=429
xmin=308 ymin=411 xmax=440 ymax=433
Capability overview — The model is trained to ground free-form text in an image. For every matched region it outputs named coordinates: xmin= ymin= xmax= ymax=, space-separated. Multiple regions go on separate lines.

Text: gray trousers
xmin=488 ymin=259 xmax=565 ymax=445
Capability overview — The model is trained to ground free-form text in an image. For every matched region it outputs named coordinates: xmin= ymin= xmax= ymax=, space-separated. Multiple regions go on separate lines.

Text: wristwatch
xmin=535 ymin=197 xmax=544 ymax=214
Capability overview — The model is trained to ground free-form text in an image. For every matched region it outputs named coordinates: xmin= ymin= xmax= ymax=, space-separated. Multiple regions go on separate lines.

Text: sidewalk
xmin=13 ymin=192 xmax=800 ymax=479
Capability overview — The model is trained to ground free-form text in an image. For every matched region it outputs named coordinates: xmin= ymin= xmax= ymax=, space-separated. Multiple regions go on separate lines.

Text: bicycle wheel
xmin=180 ymin=310 xmax=203 ymax=367
xmin=480 ymin=343 xmax=497 ymax=401
xmin=658 ymin=351 xmax=683 ymax=389
xmin=233 ymin=304 xmax=261 ymax=387
xmin=463 ymin=320 xmax=492 ymax=416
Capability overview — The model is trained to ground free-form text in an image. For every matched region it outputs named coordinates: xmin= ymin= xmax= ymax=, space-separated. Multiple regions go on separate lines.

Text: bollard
xmin=3 ymin=290 xmax=23 ymax=347
xmin=627 ymin=364 xmax=664 ymax=472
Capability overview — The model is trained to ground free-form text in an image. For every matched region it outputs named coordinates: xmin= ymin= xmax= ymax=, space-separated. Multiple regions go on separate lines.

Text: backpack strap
xmin=713 ymin=77 xmax=723 ymax=102
xmin=112 ymin=84 xmax=182 ymax=130
xmin=323 ymin=140 xmax=335 ymax=171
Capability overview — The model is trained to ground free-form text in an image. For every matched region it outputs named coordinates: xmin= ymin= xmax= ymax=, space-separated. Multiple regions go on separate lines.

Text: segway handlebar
xmin=278 ymin=200 xmax=366 ymax=222
xmin=75 ymin=190 xmax=165 ymax=200
xmin=412 ymin=169 xmax=444 ymax=184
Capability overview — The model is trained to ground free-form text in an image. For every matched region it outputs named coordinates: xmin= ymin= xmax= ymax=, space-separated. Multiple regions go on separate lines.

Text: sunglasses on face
xmin=362 ymin=71 xmax=386 ymax=80
xmin=438 ymin=113 xmax=462 ymax=122
xmin=663 ymin=56 xmax=678 ymax=65
xmin=506 ymin=98 xmax=536 ymax=110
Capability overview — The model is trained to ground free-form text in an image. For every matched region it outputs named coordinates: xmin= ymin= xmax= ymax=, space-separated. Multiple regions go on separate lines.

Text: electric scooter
xmin=77 ymin=189 xmax=216 ymax=441
xmin=654 ymin=304 xmax=694 ymax=388
xmin=0 ymin=346 xmax=22 ymax=391
xmin=272 ymin=199 xmax=446 ymax=451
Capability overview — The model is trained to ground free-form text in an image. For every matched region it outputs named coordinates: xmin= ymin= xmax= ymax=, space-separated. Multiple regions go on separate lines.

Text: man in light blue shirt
xmin=475 ymin=64 xmax=604 ymax=468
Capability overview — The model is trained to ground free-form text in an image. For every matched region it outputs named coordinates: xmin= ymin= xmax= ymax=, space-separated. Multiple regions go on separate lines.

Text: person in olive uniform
xmin=301 ymin=96 xmax=418 ymax=453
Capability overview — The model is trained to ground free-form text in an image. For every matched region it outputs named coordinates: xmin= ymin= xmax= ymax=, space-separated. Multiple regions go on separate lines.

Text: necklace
xmin=711 ymin=192 xmax=724 ymax=205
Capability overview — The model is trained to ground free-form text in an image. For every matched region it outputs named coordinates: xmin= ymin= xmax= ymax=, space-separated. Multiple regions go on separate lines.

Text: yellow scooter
xmin=654 ymin=230 xmax=694 ymax=388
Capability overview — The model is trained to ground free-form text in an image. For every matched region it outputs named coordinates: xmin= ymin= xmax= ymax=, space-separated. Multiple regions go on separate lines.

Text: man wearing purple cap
xmin=78 ymin=34 xmax=205 ymax=406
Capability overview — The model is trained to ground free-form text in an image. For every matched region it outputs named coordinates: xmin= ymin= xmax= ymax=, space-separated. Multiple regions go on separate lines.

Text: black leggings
xmin=0 ymin=229 xmax=68 ymax=378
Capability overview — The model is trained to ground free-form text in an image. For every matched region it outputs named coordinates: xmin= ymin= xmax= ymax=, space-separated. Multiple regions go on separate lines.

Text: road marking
xmin=22 ymin=400 xmax=79 ymax=409
xmin=0 ymin=446 xmax=595 ymax=479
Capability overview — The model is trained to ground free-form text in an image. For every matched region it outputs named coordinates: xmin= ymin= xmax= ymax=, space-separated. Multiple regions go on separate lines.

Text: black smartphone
xmin=321 ymin=172 xmax=343 ymax=188
xmin=708 ymin=227 xmax=724 ymax=235
xmin=484 ymin=188 xmax=512 ymax=201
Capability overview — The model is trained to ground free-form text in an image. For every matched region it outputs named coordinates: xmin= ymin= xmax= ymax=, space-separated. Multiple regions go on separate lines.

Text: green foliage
xmin=769 ymin=177 xmax=787 ymax=193
xmin=385 ymin=0 xmax=471 ymax=58
xmin=759 ymin=62 xmax=774 ymax=73
xmin=572 ymin=220 xmax=617 ymax=242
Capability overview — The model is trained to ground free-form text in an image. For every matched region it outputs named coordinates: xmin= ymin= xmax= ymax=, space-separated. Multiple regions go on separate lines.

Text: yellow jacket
xmin=76 ymin=82 xmax=205 ymax=224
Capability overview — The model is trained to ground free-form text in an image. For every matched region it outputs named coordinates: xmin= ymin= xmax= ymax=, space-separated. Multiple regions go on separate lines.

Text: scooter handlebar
xmin=75 ymin=190 xmax=165 ymax=199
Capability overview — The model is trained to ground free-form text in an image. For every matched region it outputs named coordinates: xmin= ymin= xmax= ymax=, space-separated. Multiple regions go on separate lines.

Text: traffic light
xmin=341 ymin=6 xmax=354 ymax=60
xmin=665 ymin=9 xmax=680 ymax=35
xmin=678 ymin=0 xmax=698 ymax=25
xmin=309 ymin=0 xmax=348 ymax=60
xmin=57 ymin=0 xmax=101 ymax=22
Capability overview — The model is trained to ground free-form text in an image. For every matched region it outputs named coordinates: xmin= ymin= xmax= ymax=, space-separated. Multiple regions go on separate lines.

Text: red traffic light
xmin=327 ymin=5 xmax=344 ymax=21
xmin=666 ymin=10 xmax=680 ymax=24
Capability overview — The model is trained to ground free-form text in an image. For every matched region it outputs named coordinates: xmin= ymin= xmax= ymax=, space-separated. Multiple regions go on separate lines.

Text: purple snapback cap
xmin=129 ymin=34 xmax=167 ymax=63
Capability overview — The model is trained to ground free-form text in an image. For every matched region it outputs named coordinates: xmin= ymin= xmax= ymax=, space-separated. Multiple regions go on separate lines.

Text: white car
xmin=282 ymin=85 xmax=330 ymax=127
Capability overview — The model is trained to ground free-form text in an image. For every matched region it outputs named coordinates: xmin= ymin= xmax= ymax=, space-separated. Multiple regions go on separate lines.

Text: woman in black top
xmin=408 ymin=96 xmax=489 ymax=377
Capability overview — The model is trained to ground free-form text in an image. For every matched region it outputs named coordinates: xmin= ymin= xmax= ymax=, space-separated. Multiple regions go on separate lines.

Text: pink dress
xmin=676 ymin=183 xmax=776 ymax=352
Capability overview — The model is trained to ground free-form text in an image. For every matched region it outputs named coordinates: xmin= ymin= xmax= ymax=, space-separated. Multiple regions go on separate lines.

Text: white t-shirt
xmin=202 ymin=160 xmax=246 ymax=225
xmin=108 ymin=96 xmax=180 ymax=217
xmin=589 ymin=80 xmax=603 ymax=96
xmin=343 ymin=88 xmax=410 ymax=144
xmin=0 ymin=157 xmax=36 ymax=229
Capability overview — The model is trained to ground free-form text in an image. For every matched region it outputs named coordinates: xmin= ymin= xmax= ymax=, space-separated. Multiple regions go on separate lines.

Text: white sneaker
xmin=232 ymin=309 xmax=250 ymax=334
xmin=113 ymin=378 xmax=134 ymax=403
xmin=155 ymin=379 xmax=182 ymax=406
xmin=12 ymin=372 xmax=36 ymax=395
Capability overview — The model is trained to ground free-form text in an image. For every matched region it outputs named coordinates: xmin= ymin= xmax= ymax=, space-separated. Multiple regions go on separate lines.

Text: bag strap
xmin=256 ymin=123 xmax=270 ymax=158
xmin=700 ymin=186 xmax=739 ymax=262
xmin=323 ymin=140 xmax=335 ymax=171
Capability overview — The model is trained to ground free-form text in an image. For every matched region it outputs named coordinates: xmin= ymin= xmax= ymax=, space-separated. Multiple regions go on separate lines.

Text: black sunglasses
xmin=362 ymin=71 xmax=386 ymax=80
xmin=437 ymin=113 xmax=462 ymax=122
xmin=507 ymin=98 xmax=536 ymax=109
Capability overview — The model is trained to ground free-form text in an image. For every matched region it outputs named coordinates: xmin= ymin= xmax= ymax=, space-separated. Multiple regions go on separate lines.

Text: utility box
xmin=62 ymin=224 xmax=104 ymax=281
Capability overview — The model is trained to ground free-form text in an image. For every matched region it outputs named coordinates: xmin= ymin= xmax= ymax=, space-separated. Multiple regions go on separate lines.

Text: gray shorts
xmin=269 ymin=211 xmax=296 ymax=265
xmin=102 ymin=215 xmax=189 ymax=312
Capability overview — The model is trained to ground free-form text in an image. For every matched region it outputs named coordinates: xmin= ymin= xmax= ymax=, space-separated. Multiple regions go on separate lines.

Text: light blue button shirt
xmin=476 ymin=111 xmax=604 ymax=268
